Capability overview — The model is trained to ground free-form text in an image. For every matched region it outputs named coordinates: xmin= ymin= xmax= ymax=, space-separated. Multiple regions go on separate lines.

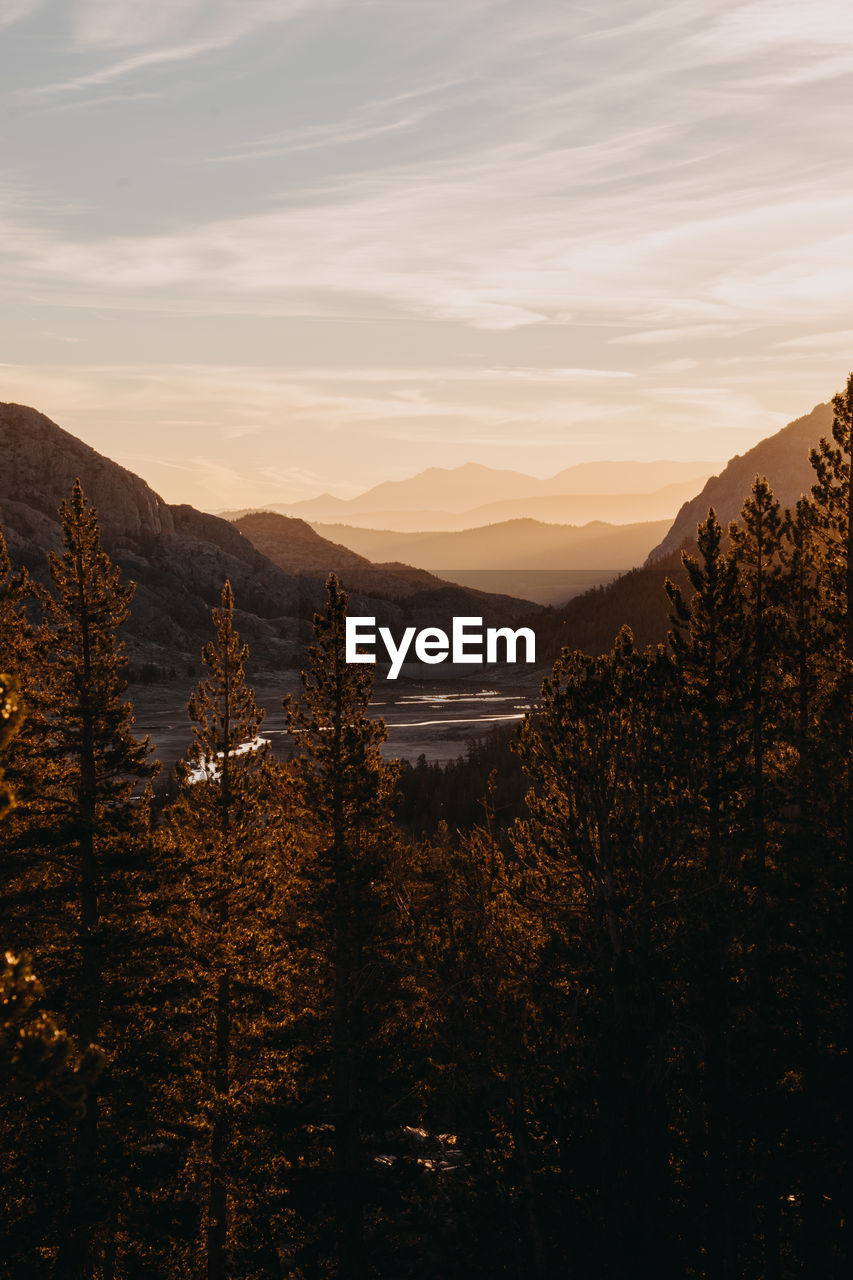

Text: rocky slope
xmin=0 ymin=404 xmax=537 ymax=670
xmin=647 ymin=402 xmax=834 ymax=562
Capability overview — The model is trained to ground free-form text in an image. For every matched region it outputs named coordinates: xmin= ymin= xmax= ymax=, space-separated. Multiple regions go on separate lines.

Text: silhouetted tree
xmin=43 ymin=481 xmax=157 ymax=1280
xmin=285 ymin=574 xmax=403 ymax=1279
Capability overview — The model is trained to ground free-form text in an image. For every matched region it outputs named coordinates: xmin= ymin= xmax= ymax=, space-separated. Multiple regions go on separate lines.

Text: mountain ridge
xmin=647 ymin=403 xmax=834 ymax=562
xmin=0 ymin=404 xmax=537 ymax=669
xmin=221 ymin=459 xmax=718 ymax=526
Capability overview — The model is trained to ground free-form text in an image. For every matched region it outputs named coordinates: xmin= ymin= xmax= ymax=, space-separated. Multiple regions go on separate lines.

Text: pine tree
xmin=0 ymin=527 xmax=30 ymax=671
xmin=166 ymin=580 xmax=283 ymax=1280
xmin=0 ymin=672 xmax=103 ymax=1112
xmin=514 ymin=629 xmax=697 ymax=1277
xmin=727 ymin=478 xmax=787 ymax=1278
xmin=42 ymin=479 xmax=157 ymax=1280
xmin=805 ymin=375 xmax=853 ymax=1270
xmin=0 ymin=524 xmax=58 ymax=839
xmin=284 ymin=573 xmax=402 ymax=1280
xmin=774 ymin=497 xmax=836 ymax=1270
xmin=727 ymin=478 xmax=782 ymax=878
xmin=665 ymin=510 xmax=743 ymax=1278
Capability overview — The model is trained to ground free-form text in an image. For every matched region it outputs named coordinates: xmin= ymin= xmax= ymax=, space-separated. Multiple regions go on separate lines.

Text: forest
xmin=3 ymin=375 xmax=853 ymax=1280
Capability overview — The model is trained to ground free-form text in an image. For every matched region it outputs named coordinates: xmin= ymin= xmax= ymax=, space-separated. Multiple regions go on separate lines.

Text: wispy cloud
xmin=4 ymin=1 xmax=853 ymax=502
xmin=29 ymin=0 xmax=343 ymax=96
xmin=0 ymin=0 xmax=43 ymax=28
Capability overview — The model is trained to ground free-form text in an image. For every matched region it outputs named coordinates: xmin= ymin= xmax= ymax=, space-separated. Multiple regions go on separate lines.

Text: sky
xmin=2 ymin=0 xmax=853 ymax=511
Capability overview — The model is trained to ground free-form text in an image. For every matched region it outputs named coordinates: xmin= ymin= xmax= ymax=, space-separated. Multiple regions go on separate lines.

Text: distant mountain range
xmin=312 ymin=518 xmax=670 ymax=572
xmin=2 ymin=395 xmax=836 ymax=679
xmin=0 ymin=404 xmax=537 ymax=670
xmin=222 ymin=460 xmax=717 ymax=531
xmin=229 ymin=513 xmax=669 ymax=607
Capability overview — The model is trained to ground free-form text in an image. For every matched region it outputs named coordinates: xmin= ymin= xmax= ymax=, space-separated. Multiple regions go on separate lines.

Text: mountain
xmin=231 ymin=511 xmax=540 ymax=625
xmin=647 ymin=402 xmax=833 ymax=562
xmin=542 ymin=399 xmax=839 ymax=659
xmin=320 ymin=462 xmax=540 ymax=514
xmin=417 ymin=480 xmax=707 ymax=530
xmin=531 ymin=545 xmax=695 ymax=664
xmin=311 ymin=518 xmax=669 ymax=573
xmin=225 ymin=481 xmax=705 ymax=533
xmin=0 ymin=404 xmax=535 ymax=671
xmin=221 ymin=460 xmax=717 ymax=528
xmin=233 ymin=511 xmax=476 ymax=599
xmin=0 ymin=403 xmax=341 ymax=667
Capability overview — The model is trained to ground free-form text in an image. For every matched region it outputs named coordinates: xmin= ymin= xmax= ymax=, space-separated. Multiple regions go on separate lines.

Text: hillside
xmin=536 ymin=549 xmax=691 ymax=661
xmin=232 ymin=510 xmax=539 ymax=627
xmin=0 ymin=405 xmax=535 ymax=670
xmin=544 ymin=399 xmax=840 ymax=656
xmin=233 ymin=512 xmax=449 ymax=599
xmin=648 ymin=402 xmax=833 ymax=562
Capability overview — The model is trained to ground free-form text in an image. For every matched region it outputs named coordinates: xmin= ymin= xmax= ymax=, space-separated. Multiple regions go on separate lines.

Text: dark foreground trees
xmin=283 ymin=574 xmax=409 ymax=1279
xmin=164 ymin=580 xmax=286 ymax=1279
xmin=4 ymin=377 xmax=853 ymax=1277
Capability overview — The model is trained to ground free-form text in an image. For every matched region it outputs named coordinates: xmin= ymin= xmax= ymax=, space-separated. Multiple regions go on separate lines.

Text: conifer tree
xmin=284 ymin=573 xmax=402 ymax=1280
xmin=167 ymin=580 xmax=282 ymax=1280
xmin=0 ymin=525 xmax=58 ymax=828
xmin=806 ymin=374 xmax=853 ymax=1266
xmin=666 ymin=510 xmax=742 ymax=1278
xmin=773 ymin=496 xmax=836 ymax=1270
xmin=0 ymin=527 xmax=30 ymax=669
xmin=727 ymin=479 xmax=787 ymax=1278
xmin=41 ymin=480 xmax=157 ymax=1280
xmin=514 ymin=629 xmax=696 ymax=1276
xmin=727 ymin=478 xmax=782 ymax=876
xmin=778 ymin=497 xmax=823 ymax=817
xmin=419 ymin=798 xmax=550 ymax=1277
xmin=0 ymin=672 xmax=102 ymax=1111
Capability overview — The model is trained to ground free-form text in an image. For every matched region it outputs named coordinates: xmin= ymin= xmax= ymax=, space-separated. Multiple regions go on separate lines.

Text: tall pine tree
xmin=44 ymin=479 xmax=157 ymax=1280
xmin=284 ymin=574 xmax=402 ymax=1280
xmin=166 ymin=580 xmax=284 ymax=1280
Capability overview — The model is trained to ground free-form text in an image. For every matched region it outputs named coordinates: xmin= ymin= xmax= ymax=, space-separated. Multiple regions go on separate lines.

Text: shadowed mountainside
xmin=647 ymin=402 xmax=833 ymax=562
xmin=232 ymin=510 xmax=541 ymax=629
xmin=0 ymin=404 xmax=536 ymax=670
xmin=233 ymin=511 xmax=450 ymax=599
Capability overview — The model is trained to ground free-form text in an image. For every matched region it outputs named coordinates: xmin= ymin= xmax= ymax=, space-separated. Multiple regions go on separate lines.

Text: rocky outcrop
xmin=0 ymin=402 xmax=533 ymax=669
xmin=0 ymin=402 xmax=173 ymax=541
xmin=0 ymin=403 xmax=339 ymax=666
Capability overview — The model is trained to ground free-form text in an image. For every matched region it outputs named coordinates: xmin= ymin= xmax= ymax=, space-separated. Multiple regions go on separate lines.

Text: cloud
xmin=31 ymin=0 xmax=342 ymax=95
xmin=776 ymin=330 xmax=853 ymax=352
xmin=0 ymin=0 xmax=44 ymax=29
xmin=4 ymin=0 xmax=853 ymax=498
xmin=7 ymin=0 xmax=853 ymax=337
xmin=72 ymin=0 xmax=206 ymax=51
